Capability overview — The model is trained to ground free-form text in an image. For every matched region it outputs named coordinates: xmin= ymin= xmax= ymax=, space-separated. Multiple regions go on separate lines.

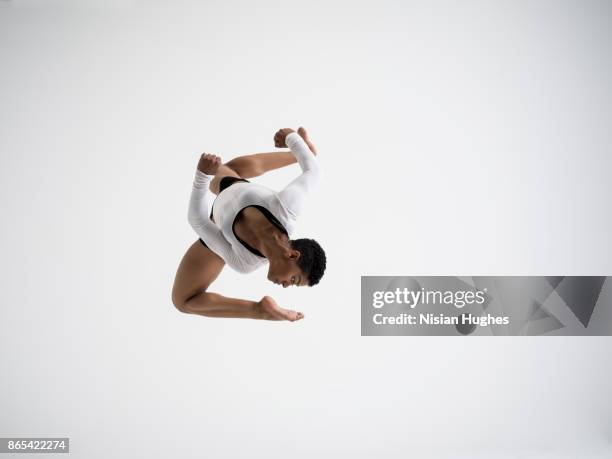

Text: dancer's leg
xmin=209 ymin=164 xmax=242 ymax=195
xmin=209 ymin=128 xmax=318 ymax=194
xmin=209 ymin=151 xmax=295 ymax=194
xmin=226 ymin=151 xmax=297 ymax=178
xmin=172 ymin=240 xmax=303 ymax=320
xmin=172 ymin=240 xmax=225 ymax=308
xmin=228 ymin=127 xmax=318 ymax=178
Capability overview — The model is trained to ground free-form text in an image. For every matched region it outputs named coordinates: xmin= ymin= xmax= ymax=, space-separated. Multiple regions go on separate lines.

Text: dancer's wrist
xmin=195 ymin=169 xmax=215 ymax=181
xmin=285 ymin=131 xmax=301 ymax=147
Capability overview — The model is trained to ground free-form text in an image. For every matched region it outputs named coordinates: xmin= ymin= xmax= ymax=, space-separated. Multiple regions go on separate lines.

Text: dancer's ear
xmin=285 ymin=249 xmax=301 ymax=261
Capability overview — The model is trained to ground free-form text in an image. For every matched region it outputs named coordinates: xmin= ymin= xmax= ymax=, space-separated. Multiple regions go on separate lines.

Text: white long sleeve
xmin=277 ymin=132 xmax=321 ymax=219
xmin=187 ymin=170 xmax=250 ymax=272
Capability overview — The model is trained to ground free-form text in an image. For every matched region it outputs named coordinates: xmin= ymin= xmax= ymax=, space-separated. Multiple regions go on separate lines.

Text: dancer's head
xmin=267 ymin=237 xmax=326 ymax=287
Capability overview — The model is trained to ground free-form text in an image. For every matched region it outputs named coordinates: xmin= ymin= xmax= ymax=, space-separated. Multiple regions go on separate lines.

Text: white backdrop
xmin=1 ymin=1 xmax=611 ymax=458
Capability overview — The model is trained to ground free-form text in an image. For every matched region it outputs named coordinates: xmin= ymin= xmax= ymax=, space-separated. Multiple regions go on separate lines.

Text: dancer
xmin=172 ymin=127 xmax=326 ymax=321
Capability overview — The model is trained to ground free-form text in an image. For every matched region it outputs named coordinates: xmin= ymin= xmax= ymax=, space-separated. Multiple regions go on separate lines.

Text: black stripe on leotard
xmin=232 ymin=205 xmax=288 ymax=258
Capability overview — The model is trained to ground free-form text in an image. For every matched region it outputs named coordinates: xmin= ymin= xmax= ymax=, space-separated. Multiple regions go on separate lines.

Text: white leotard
xmin=187 ymin=132 xmax=320 ymax=273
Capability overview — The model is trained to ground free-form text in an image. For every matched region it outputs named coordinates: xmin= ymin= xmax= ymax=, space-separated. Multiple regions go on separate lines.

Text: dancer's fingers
xmin=197 ymin=153 xmax=222 ymax=174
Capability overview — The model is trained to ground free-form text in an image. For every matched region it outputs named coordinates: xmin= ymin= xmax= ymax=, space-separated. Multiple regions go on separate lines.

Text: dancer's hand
xmin=198 ymin=153 xmax=222 ymax=174
xmin=297 ymin=126 xmax=318 ymax=155
xmin=274 ymin=128 xmax=296 ymax=148
xmin=256 ymin=295 xmax=304 ymax=321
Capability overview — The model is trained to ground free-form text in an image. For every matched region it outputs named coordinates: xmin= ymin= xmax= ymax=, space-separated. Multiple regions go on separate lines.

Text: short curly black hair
xmin=290 ymin=238 xmax=326 ymax=286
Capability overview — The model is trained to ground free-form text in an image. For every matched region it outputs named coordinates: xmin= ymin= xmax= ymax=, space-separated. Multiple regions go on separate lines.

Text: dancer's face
xmin=267 ymin=251 xmax=308 ymax=288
